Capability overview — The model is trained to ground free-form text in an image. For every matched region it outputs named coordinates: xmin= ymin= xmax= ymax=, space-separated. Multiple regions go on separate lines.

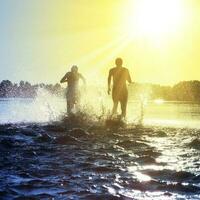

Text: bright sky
xmin=0 ymin=0 xmax=200 ymax=85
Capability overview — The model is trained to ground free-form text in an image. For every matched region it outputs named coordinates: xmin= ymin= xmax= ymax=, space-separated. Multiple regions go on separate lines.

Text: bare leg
xmin=75 ymin=92 xmax=81 ymax=112
xmin=67 ymin=99 xmax=73 ymax=115
xmin=120 ymin=99 xmax=127 ymax=118
xmin=112 ymin=101 xmax=118 ymax=116
xmin=120 ymin=89 xmax=128 ymax=119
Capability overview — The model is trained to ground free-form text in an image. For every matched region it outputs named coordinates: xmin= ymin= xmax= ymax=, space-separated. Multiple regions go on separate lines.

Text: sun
xmin=124 ymin=0 xmax=185 ymax=39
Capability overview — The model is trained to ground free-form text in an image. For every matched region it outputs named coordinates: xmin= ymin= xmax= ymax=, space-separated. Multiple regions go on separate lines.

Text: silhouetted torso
xmin=109 ymin=66 xmax=131 ymax=103
xmin=60 ymin=67 xmax=85 ymax=114
xmin=65 ymin=72 xmax=81 ymax=89
xmin=109 ymin=67 xmax=131 ymax=90
xmin=108 ymin=58 xmax=132 ymax=118
xmin=65 ymin=72 xmax=82 ymax=105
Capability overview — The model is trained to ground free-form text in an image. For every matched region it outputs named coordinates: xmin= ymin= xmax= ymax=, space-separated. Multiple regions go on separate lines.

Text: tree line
xmin=1 ymin=80 xmax=200 ymax=102
xmin=0 ymin=80 xmax=63 ymax=98
xmin=130 ymin=80 xmax=200 ymax=102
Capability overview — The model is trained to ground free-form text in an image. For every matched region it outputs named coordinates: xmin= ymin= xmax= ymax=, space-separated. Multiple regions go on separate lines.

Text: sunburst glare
xmin=123 ymin=0 xmax=186 ymax=40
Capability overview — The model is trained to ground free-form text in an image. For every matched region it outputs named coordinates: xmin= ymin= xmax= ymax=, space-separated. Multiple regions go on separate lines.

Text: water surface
xmin=1 ymin=97 xmax=200 ymax=199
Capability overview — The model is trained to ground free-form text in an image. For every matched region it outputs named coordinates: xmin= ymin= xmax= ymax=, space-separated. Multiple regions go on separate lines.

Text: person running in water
xmin=108 ymin=58 xmax=132 ymax=119
xmin=60 ymin=65 xmax=86 ymax=114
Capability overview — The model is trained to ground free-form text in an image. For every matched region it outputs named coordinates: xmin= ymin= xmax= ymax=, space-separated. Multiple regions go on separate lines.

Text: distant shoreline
xmin=1 ymin=79 xmax=200 ymax=102
xmin=1 ymin=97 xmax=200 ymax=105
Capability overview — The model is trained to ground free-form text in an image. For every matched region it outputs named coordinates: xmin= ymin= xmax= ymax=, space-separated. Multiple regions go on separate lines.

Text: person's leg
xmin=75 ymin=90 xmax=81 ymax=112
xmin=67 ymin=88 xmax=78 ymax=114
xmin=120 ymin=89 xmax=128 ymax=118
xmin=120 ymin=100 xmax=127 ymax=118
xmin=112 ymin=101 xmax=118 ymax=116
xmin=66 ymin=89 xmax=72 ymax=115
xmin=112 ymin=87 xmax=119 ymax=117
xmin=67 ymin=99 xmax=73 ymax=115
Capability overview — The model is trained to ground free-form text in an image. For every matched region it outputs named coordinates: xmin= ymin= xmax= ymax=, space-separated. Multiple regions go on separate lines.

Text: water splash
xmin=0 ymin=87 xmax=66 ymax=124
xmin=0 ymin=86 xmax=114 ymax=124
xmin=79 ymin=86 xmax=111 ymax=121
xmin=1 ymin=85 xmax=199 ymax=128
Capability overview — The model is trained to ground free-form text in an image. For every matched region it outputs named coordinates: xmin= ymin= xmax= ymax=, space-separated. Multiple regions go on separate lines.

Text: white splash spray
xmin=0 ymin=88 xmax=66 ymax=124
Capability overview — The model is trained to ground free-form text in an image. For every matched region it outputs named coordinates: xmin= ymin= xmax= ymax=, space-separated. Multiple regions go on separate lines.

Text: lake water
xmin=1 ymin=95 xmax=200 ymax=199
xmin=1 ymin=97 xmax=200 ymax=128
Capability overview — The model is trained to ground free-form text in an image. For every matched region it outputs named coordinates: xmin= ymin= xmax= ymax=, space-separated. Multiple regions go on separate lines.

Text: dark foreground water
xmin=1 ymin=117 xmax=200 ymax=200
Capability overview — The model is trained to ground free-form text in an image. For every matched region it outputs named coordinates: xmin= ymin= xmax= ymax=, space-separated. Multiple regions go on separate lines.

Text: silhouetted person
xmin=108 ymin=58 xmax=132 ymax=119
xmin=60 ymin=65 xmax=86 ymax=114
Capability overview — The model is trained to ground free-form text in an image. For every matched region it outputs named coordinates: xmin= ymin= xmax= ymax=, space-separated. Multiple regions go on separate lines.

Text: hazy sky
xmin=0 ymin=0 xmax=200 ymax=85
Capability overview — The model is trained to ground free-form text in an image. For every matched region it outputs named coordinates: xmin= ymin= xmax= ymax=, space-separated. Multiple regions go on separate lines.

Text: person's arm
xmin=80 ymin=74 xmax=86 ymax=85
xmin=127 ymin=69 xmax=133 ymax=84
xmin=107 ymin=69 xmax=112 ymax=95
xmin=60 ymin=73 xmax=68 ymax=83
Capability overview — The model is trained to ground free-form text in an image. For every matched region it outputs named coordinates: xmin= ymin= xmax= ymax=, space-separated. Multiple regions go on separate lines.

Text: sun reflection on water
xmin=127 ymin=166 xmax=152 ymax=182
xmin=154 ymin=99 xmax=165 ymax=105
xmin=135 ymin=171 xmax=152 ymax=182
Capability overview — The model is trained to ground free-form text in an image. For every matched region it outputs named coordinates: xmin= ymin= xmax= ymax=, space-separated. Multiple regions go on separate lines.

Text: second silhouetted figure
xmin=60 ymin=65 xmax=86 ymax=115
xmin=108 ymin=58 xmax=132 ymax=119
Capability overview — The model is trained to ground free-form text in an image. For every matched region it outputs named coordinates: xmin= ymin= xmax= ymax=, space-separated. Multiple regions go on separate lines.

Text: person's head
xmin=115 ymin=58 xmax=123 ymax=67
xmin=71 ymin=65 xmax=78 ymax=73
